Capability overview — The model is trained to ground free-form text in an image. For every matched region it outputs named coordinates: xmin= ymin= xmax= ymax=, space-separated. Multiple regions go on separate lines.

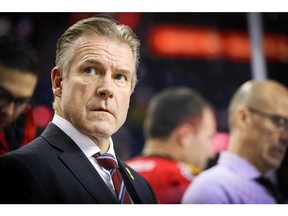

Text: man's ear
xmin=235 ymin=106 xmax=251 ymax=129
xmin=51 ymin=67 xmax=63 ymax=97
xmin=176 ymin=123 xmax=195 ymax=147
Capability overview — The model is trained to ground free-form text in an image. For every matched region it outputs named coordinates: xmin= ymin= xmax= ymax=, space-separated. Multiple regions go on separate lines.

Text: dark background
xmin=1 ymin=12 xmax=288 ymax=160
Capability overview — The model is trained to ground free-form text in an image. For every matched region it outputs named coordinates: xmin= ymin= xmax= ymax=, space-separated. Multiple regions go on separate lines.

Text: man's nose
xmin=96 ymin=76 xmax=114 ymax=99
xmin=1 ymin=102 xmax=16 ymax=117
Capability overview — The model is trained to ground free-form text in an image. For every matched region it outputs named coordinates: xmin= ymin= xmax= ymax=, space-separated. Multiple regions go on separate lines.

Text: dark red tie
xmin=94 ymin=152 xmax=132 ymax=204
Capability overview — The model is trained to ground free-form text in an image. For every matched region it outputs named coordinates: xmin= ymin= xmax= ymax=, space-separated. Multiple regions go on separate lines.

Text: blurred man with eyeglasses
xmin=0 ymin=36 xmax=39 ymax=155
xmin=182 ymin=79 xmax=288 ymax=204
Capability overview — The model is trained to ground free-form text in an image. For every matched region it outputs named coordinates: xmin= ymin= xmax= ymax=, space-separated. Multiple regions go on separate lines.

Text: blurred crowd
xmin=0 ymin=12 xmax=288 ymax=204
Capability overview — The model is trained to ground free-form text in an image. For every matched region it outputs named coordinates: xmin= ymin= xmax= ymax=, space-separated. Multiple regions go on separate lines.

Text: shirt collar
xmin=52 ymin=114 xmax=116 ymax=158
xmin=218 ymin=151 xmax=261 ymax=179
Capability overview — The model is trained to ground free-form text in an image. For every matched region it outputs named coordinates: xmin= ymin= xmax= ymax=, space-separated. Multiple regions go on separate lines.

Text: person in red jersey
xmin=127 ymin=87 xmax=217 ymax=203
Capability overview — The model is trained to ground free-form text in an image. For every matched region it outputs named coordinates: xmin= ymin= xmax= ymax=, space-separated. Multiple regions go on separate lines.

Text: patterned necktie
xmin=94 ymin=152 xmax=132 ymax=204
xmin=254 ymin=176 xmax=285 ymax=204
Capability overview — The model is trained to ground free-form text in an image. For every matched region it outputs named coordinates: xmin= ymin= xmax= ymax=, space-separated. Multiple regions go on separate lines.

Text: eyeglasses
xmin=0 ymin=86 xmax=31 ymax=112
xmin=247 ymin=106 xmax=288 ymax=132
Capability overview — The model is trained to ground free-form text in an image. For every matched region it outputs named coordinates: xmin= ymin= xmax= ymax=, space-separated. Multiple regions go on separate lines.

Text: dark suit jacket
xmin=0 ymin=123 xmax=157 ymax=204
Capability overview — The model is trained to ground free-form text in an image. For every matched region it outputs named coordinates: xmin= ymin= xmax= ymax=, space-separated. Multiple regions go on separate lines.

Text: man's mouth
xmin=91 ymin=107 xmax=113 ymax=116
xmin=270 ymin=146 xmax=285 ymax=158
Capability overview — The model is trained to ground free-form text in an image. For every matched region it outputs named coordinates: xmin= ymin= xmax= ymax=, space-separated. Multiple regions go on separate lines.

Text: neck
xmin=142 ymin=138 xmax=176 ymax=160
xmin=228 ymin=139 xmax=268 ymax=175
xmin=142 ymin=138 xmax=202 ymax=174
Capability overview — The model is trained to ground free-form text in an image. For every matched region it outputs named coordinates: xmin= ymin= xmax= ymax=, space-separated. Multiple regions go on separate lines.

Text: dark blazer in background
xmin=0 ymin=123 xmax=157 ymax=204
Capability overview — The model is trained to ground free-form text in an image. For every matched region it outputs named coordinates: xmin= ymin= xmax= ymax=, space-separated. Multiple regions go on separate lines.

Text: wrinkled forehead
xmin=67 ymin=34 xmax=135 ymax=71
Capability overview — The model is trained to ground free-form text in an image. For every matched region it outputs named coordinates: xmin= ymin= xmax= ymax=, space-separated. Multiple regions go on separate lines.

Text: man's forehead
xmin=0 ymin=66 xmax=36 ymax=82
xmin=0 ymin=67 xmax=37 ymax=96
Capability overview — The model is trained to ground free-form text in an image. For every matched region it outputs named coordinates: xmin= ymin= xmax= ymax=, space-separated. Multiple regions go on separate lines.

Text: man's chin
xmin=268 ymin=159 xmax=282 ymax=170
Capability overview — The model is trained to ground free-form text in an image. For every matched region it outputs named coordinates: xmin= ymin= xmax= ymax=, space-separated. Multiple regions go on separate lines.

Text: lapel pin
xmin=126 ymin=167 xmax=135 ymax=180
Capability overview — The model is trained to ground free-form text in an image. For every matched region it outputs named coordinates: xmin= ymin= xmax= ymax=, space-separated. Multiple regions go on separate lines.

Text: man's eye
xmin=273 ymin=117 xmax=287 ymax=128
xmin=15 ymin=98 xmax=30 ymax=105
xmin=114 ymin=74 xmax=126 ymax=81
xmin=84 ymin=67 xmax=94 ymax=74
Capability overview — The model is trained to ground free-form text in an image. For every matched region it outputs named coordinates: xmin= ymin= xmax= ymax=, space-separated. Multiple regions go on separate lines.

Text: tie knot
xmin=94 ymin=152 xmax=119 ymax=170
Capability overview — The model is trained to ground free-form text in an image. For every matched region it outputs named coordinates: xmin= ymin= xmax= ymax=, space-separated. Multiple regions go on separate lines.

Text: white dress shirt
xmin=52 ymin=114 xmax=117 ymax=195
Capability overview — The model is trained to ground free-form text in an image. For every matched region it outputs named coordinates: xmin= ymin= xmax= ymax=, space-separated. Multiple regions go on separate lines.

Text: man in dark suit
xmin=0 ymin=16 xmax=157 ymax=204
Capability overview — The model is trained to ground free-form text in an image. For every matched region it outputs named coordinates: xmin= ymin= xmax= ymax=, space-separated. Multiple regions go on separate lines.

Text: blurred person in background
xmin=0 ymin=35 xmax=39 ymax=155
xmin=277 ymin=150 xmax=288 ymax=203
xmin=127 ymin=87 xmax=217 ymax=204
xmin=0 ymin=16 xmax=157 ymax=204
xmin=182 ymin=79 xmax=288 ymax=204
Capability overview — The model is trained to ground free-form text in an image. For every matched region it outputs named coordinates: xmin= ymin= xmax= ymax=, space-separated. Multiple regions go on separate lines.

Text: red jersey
xmin=127 ymin=156 xmax=195 ymax=204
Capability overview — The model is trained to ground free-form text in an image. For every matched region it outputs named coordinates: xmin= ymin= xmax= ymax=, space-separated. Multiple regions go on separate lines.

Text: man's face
xmin=247 ymin=97 xmax=288 ymax=172
xmin=0 ymin=66 xmax=37 ymax=131
xmin=186 ymin=108 xmax=217 ymax=169
xmin=54 ymin=35 xmax=134 ymax=143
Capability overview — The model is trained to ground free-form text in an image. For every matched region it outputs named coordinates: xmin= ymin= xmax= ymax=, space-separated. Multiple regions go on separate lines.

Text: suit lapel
xmin=118 ymin=159 xmax=143 ymax=204
xmin=41 ymin=123 xmax=118 ymax=204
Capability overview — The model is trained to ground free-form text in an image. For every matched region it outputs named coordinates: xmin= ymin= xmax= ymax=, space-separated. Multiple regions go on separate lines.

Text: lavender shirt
xmin=181 ymin=151 xmax=276 ymax=204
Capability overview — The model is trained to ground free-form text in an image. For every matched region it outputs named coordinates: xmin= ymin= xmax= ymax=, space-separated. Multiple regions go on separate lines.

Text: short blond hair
xmin=55 ymin=15 xmax=140 ymax=89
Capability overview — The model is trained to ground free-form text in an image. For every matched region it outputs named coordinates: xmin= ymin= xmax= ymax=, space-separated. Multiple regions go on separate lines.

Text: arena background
xmin=1 ymin=12 xmax=288 ymax=160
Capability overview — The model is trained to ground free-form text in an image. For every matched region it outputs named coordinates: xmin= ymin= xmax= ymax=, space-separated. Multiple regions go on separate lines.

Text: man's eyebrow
xmin=81 ymin=59 xmax=132 ymax=75
xmin=85 ymin=59 xmax=131 ymax=71
xmin=83 ymin=59 xmax=101 ymax=65
xmin=117 ymin=68 xmax=132 ymax=74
